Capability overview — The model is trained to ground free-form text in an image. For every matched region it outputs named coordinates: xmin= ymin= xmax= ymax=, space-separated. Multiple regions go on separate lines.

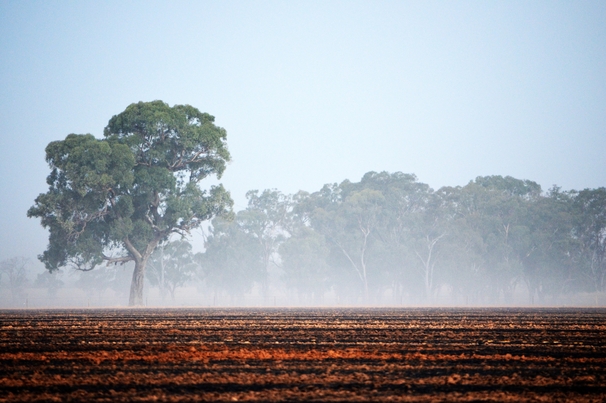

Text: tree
xmin=374 ymin=173 xmax=441 ymax=301
xmin=0 ymin=257 xmax=29 ymax=305
xmin=237 ymin=189 xmax=291 ymax=297
xmin=302 ymin=179 xmax=385 ymax=302
xmin=521 ymin=186 xmax=576 ymax=302
xmin=340 ymin=187 xmax=385 ymax=300
xmin=28 ymin=101 xmax=233 ymax=305
xmin=572 ymin=188 xmax=606 ymax=293
xmin=279 ymin=226 xmax=330 ymax=303
xmin=444 ymin=176 xmax=540 ymax=303
xmin=199 ymin=216 xmax=265 ymax=303
xmin=343 ymin=171 xmax=440 ymax=302
xmin=35 ymin=270 xmax=64 ymax=299
xmin=147 ymin=239 xmax=197 ymax=301
xmin=410 ymin=197 xmax=448 ymax=302
xmin=76 ymin=264 xmax=132 ymax=302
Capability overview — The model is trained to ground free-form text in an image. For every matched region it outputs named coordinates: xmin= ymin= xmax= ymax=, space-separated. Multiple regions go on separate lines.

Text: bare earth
xmin=1 ymin=308 xmax=605 ymax=402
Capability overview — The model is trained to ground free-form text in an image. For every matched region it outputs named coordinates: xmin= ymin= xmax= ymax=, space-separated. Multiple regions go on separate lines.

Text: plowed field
xmin=1 ymin=308 xmax=605 ymax=402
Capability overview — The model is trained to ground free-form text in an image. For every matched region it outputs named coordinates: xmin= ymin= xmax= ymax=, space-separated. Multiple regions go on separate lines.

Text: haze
xmin=1 ymin=1 xmax=605 ymax=307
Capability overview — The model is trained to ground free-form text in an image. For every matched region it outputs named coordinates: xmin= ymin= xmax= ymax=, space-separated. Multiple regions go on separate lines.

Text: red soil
xmin=1 ymin=308 xmax=604 ymax=402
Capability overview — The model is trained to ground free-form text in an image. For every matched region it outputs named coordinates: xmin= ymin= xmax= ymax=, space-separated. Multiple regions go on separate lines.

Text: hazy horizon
xmin=1 ymin=1 xmax=605 ymax=307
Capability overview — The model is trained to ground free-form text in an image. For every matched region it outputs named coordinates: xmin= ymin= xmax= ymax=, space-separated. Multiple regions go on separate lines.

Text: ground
xmin=1 ymin=308 xmax=605 ymax=402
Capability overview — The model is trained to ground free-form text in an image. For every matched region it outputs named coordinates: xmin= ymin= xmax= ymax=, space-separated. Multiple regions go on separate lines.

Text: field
xmin=1 ymin=308 xmax=605 ymax=402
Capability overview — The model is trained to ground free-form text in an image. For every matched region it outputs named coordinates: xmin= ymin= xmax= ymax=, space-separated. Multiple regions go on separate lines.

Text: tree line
xmin=25 ymin=100 xmax=605 ymax=306
xmin=151 ymin=172 xmax=605 ymax=305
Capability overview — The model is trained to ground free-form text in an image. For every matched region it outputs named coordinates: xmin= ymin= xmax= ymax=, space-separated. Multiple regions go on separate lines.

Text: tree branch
xmin=102 ymin=254 xmax=134 ymax=266
xmin=123 ymin=238 xmax=142 ymax=261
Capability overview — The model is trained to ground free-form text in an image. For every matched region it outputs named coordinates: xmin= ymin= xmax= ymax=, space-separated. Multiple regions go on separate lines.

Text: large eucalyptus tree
xmin=28 ymin=101 xmax=233 ymax=305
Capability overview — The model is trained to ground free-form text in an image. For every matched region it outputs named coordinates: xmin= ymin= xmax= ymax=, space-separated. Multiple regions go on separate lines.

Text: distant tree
xmin=279 ymin=226 xmax=330 ymax=303
xmin=0 ymin=257 xmax=29 ymax=305
xmin=436 ymin=205 xmax=486 ymax=304
xmin=147 ymin=239 xmax=197 ymax=301
xmin=336 ymin=172 xmax=452 ymax=302
xmin=199 ymin=216 xmax=265 ymax=303
xmin=301 ymin=179 xmax=385 ymax=302
xmin=572 ymin=188 xmax=606 ymax=292
xmin=409 ymin=192 xmax=448 ymax=301
xmin=521 ymin=186 xmax=576 ymax=302
xmin=238 ymin=189 xmax=291 ymax=296
xmin=28 ymin=101 xmax=233 ymax=305
xmin=35 ymin=270 xmax=64 ymax=298
xmin=76 ymin=264 xmax=132 ymax=301
xmin=357 ymin=172 xmax=433 ymax=301
xmin=443 ymin=176 xmax=541 ymax=303
xmin=340 ymin=187 xmax=385 ymax=300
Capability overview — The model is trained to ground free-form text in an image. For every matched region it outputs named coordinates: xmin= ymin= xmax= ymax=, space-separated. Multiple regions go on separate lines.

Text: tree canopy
xmin=28 ymin=101 xmax=233 ymax=305
xmin=197 ymin=172 xmax=605 ymax=305
xmin=28 ymin=104 xmax=605 ymax=307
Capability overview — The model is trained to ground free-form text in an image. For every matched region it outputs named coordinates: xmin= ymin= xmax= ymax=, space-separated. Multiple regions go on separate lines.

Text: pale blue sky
xmin=1 ymin=1 xmax=605 ymax=261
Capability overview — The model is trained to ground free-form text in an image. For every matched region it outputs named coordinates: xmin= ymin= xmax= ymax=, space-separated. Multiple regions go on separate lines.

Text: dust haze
xmin=2 ymin=172 xmax=605 ymax=308
xmin=1 ymin=2 xmax=605 ymax=308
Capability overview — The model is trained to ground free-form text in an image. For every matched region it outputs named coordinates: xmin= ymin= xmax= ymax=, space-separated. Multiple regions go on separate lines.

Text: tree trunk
xmin=129 ymin=260 xmax=146 ymax=306
xmin=360 ymin=228 xmax=370 ymax=303
xmin=159 ymin=243 xmax=166 ymax=301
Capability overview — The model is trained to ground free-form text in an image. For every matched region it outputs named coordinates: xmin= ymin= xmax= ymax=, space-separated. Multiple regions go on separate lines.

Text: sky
xmin=1 ymin=0 xmax=605 ymax=264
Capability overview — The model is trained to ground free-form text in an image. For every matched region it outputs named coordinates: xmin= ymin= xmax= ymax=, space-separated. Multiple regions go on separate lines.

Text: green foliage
xmin=572 ymin=187 xmax=606 ymax=292
xmin=237 ymin=189 xmax=291 ymax=295
xmin=199 ymin=216 xmax=265 ymax=300
xmin=280 ymin=227 xmax=330 ymax=302
xmin=28 ymin=101 xmax=233 ymax=305
xmin=521 ymin=187 xmax=576 ymax=300
xmin=198 ymin=172 xmax=604 ymax=305
xmin=31 ymin=133 xmax=603 ymax=306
